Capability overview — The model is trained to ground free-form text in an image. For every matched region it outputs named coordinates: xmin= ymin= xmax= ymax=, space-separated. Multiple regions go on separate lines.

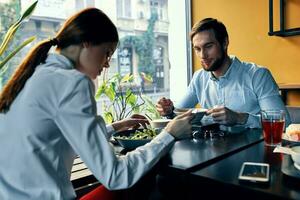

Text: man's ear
xmin=223 ymin=38 xmax=229 ymax=50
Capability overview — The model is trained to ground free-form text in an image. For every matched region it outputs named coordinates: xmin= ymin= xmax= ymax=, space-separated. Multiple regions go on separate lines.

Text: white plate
xmin=282 ymin=133 xmax=300 ymax=143
xmin=294 ymin=162 xmax=300 ymax=171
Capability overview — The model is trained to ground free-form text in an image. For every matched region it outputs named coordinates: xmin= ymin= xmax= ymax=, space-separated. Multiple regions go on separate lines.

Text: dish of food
xmin=282 ymin=124 xmax=300 ymax=143
xmin=113 ymin=128 xmax=158 ymax=149
xmin=150 ymin=118 xmax=171 ymax=129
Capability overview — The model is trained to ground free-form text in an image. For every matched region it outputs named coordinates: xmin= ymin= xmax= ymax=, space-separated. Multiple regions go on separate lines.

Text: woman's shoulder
xmin=35 ymin=55 xmax=87 ymax=82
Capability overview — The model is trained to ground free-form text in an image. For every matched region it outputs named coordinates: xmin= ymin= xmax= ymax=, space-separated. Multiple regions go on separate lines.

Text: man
xmin=157 ymin=18 xmax=291 ymax=128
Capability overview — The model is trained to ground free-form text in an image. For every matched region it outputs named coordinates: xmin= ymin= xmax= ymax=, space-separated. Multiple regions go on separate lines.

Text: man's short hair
xmin=190 ymin=18 xmax=228 ymax=46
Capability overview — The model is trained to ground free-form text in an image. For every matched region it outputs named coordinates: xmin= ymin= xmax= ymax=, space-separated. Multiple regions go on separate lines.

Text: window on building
xmin=0 ymin=0 xmax=190 ymax=118
xmin=117 ymin=0 xmax=132 ymax=18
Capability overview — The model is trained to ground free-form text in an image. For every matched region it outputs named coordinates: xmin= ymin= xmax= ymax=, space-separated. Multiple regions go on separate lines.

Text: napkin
xmin=273 ymin=146 xmax=292 ymax=155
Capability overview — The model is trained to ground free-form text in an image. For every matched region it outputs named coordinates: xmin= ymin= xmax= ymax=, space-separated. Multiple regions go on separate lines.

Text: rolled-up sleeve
xmin=54 ymin=76 xmax=175 ymax=189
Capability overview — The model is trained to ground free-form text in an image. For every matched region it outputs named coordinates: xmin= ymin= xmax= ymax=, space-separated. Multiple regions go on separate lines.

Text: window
xmin=0 ymin=0 xmax=191 ymax=115
xmin=117 ymin=0 xmax=132 ymax=18
xmin=118 ymin=47 xmax=132 ymax=76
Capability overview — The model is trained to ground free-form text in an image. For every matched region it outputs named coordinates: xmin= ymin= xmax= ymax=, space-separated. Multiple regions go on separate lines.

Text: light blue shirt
xmin=0 ymin=53 xmax=175 ymax=200
xmin=176 ymin=56 xmax=291 ymax=128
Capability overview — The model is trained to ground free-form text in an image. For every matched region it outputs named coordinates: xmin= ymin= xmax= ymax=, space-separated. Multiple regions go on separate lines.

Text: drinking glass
xmin=261 ymin=110 xmax=285 ymax=146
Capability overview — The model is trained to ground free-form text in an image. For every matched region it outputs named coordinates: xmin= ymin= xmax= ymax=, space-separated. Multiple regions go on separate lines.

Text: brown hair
xmin=0 ymin=8 xmax=118 ymax=113
xmin=189 ymin=18 xmax=228 ymax=46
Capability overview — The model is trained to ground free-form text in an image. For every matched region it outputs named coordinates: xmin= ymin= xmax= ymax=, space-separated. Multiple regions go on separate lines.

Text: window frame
xmin=168 ymin=0 xmax=192 ymax=103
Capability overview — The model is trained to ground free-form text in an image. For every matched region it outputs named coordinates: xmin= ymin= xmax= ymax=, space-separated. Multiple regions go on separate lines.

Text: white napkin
xmin=273 ymin=146 xmax=292 ymax=155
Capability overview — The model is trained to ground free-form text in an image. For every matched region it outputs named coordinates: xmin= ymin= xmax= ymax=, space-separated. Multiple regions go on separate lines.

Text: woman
xmin=0 ymin=8 xmax=193 ymax=200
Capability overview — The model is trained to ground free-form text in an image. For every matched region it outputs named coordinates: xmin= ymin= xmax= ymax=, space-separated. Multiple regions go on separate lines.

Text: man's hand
xmin=112 ymin=114 xmax=149 ymax=132
xmin=156 ymin=97 xmax=174 ymax=116
xmin=206 ymin=105 xmax=249 ymax=126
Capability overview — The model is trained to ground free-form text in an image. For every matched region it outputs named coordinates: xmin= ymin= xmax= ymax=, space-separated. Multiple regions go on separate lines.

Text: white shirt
xmin=176 ymin=56 xmax=291 ymax=128
xmin=0 ymin=53 xmax=175 ymax=200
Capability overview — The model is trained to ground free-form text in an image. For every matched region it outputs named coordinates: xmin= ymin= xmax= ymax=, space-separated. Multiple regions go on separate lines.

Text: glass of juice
xmin=261 ymin=110 xmax=285 ymax=146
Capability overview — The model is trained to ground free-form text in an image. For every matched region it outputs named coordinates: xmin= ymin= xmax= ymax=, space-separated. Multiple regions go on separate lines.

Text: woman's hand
xmin=165 ymin=110 xmax=194 ymax=140
xmin=111 ymin=114 xmax=149 ymax=132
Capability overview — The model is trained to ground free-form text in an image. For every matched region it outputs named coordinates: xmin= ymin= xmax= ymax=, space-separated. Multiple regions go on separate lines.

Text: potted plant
xmin=95 ymin=73 xmax=160 ymax=123
xmin=0 ymin=1 xmax=38 ymax=83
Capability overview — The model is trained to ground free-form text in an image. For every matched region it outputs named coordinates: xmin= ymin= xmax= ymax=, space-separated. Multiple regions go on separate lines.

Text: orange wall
xmin=191 ymin=0 xmax=300 ymax=105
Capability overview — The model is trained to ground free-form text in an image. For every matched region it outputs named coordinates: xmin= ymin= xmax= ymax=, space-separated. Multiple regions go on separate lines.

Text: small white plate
xmin=294 ymin=162 xmax=300 ymax=171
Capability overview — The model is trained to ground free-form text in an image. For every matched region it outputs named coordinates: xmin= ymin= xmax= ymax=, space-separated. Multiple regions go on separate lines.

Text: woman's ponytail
xmin=0 ymin=39 xmax=57 ymax=113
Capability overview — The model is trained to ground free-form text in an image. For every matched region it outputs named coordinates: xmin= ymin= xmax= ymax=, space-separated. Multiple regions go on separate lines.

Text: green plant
xmin=0 ymin=1 xmax=38 ymax=77
xmin=95 ymin=73 xmax=160 ymax=123
xmin=120 ymin=11 xmax=158 ymax=76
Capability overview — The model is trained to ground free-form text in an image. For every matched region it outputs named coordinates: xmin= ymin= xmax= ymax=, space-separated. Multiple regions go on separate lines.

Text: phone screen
xmin=239 ymin=162 xmax=269 ymax=182
xmin=241 ymin=164 xmax=268 ymax=178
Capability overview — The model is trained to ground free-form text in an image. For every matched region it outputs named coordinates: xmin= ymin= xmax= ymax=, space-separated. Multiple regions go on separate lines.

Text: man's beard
xmin=203 ymin=50 xmax=226 ymax=72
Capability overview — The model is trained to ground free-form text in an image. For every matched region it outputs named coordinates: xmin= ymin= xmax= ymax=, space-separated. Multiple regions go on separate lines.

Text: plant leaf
xmin=0 ymin=36 xmax=36 ymax=71
xmin=19 ymin=1 xmax=38 ymax=22
xmin=103 ymin=111 xmax=114 ymax=124
xmin=121 ymin=73 xmax=133 ymax=83
xmin=141 ymin=94 xmax=161 ymax=119
xmin=0 ymin=1 xmax=38 ymax=56
xmin=105 ymin=84 xmax=115 ymax=101
xmin=125 ymin=89 xmax=137 ymax=106
xmin=95 ymin=81 xmax=107 ymax=99
xmin=0 ymin=23 xmax=22 ymax=56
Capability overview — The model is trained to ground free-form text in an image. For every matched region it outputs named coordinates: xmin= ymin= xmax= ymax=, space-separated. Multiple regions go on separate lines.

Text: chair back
xmin=286 ymin=106 xmax=300 ymax=124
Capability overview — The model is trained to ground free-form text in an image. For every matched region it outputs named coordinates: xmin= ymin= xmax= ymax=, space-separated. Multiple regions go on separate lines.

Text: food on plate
xmin=115 ymin=127 xmax=157 ymax=140
xmin=285 ymin=124 xmax=300 ymax=141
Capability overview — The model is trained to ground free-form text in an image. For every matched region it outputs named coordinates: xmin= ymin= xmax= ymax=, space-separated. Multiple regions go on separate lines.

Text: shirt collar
xmin=45 ymin=53 xmax=75 ymax=70
xmin=209 ymin=55 xmax=238 ymax=81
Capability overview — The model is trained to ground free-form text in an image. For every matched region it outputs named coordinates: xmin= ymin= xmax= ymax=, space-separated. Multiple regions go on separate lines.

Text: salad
xmin=115 ymin=126 xmax=157 ymax=140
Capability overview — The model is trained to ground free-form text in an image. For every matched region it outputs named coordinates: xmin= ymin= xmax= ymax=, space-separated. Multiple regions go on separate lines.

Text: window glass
xmin=0 ymin=0 xmax=189 ymax=121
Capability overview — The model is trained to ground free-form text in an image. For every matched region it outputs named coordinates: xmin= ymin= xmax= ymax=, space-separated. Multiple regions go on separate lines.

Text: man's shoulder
xmin=233 ymin=56 xmax=269 ymax=75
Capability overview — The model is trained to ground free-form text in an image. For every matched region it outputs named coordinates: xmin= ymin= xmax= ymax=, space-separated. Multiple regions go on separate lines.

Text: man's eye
xmin=205 ymin=44 xmax=213 ymax=48
xmin=193 ymin=47 xmax=201 ymax=52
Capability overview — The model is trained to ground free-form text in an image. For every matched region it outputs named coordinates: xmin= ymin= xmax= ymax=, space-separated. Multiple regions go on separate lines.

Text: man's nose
xmin=200 ymin=49 xmax=207 ymax=59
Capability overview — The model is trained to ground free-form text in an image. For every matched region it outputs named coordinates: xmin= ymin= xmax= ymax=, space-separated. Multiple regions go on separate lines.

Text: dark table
xmin=155 ymin=128 xmax=265 ymax=199
xmin=186 ymin=141 xmax=300 ymax=200
xmin=166 ymin=128 xmax=263 ymax=172
xmin=72 ymin=128 xmax=300 ymax=199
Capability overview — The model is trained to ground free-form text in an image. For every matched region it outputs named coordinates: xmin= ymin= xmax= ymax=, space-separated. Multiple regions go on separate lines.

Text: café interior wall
xmin=191 ymin=0 xmax=300 ymax=105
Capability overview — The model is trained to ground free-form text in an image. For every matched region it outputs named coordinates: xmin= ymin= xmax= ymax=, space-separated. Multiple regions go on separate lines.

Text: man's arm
xmin=248 ymin=68 xmax=291 ymax=128
xmin=175 ymin=70 xmax=201 ymax=109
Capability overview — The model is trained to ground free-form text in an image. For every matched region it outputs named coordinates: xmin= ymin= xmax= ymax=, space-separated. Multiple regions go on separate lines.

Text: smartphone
xmin=238 ymin=162 xmax=270 ymax=183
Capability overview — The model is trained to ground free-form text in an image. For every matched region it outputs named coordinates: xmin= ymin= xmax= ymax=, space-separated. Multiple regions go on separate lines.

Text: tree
xmin=120 ymin=11 xmax=158 ymax=76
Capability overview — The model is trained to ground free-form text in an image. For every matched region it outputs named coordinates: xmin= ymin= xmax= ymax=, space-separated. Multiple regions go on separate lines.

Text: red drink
xmin=262 ymin=120 xmax=285 ymax=146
